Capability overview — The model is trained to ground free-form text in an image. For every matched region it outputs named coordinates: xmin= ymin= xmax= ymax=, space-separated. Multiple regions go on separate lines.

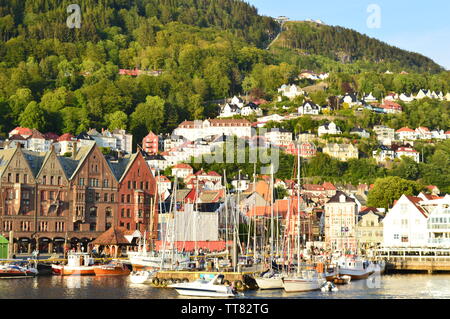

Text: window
xmin=127 ymin=209 xmax=131 ymax=218
xmin=58 ymin=176 xmax=62 ymax=185
xmin=105 ymin=208 xmax=112 ymax=218
xmin=16 ymin=174 xmax=19 ymax=183
xmin=121 ymin=208 xmax=125 ymax=218
xmin=121 ymin=194 xmax=125 ymax=203
xmin=90 ymin=207 xmax=97 ymax=217
xmin=79 ymin=178 xmax=84 ymax=186
xmin=74 ymin=221 xmax=81 ymax=231
xmin=105 ymin=223 xmax=111 ymax=230
xmin=7 ymin=173 xmax=11 ymax=183
xmin=104 ymin=193 xmax=108 ymax=202
xmin=90 ymin=223 xmax=96 ymax=231
xmin=103 ymin=179 xmax=109 ymax=188
xmin=127 ymin=194 xmax=131 ymax=203
xmin=128 ymin=181 xmax=131 ymax=189
xmin=95 ymin=193 xmax=100 ymax=202
xmin=401 ymin=236 xmax=409 ymax=243
xmin=23 ymin=174 xmax=27 ymax=184
xmin=394 ymin=234 xmax=399 ymax=240
xmin=50 ymin=176 xmax=54 ymax=185
xmin=110 ymin=194 xmax=114 ymax=202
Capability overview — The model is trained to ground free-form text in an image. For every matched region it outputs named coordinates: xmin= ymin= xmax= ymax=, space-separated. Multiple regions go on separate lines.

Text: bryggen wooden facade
xmin=0 ymin=143 xmax=157 ymax=254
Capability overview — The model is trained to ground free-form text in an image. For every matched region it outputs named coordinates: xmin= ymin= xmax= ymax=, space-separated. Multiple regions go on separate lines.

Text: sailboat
xmin=282 ymin=148 xmax=325 ymax=293
xmin=255 ymin=165 xmax=284 ymax=290
xmin=128 ymin=177 xmax=191 ymax=271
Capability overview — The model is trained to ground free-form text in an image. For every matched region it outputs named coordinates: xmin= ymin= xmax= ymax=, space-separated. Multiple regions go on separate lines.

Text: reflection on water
xmin=1 ymin=274 xmax=450 ymax=299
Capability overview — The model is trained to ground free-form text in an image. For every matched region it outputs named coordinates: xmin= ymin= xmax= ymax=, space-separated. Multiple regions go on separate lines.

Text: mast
xmin=233 ymin=170 xmax=241 ymax=272
xmin=223 ymin=170 xmax=229 ymax=261
xmin=270 ymin=164 xmax=274 ymax=270
xmin=253 ymin=164 xmax=257 ymax=262
xmin=296 ymin=146 xmax=301 ymax=273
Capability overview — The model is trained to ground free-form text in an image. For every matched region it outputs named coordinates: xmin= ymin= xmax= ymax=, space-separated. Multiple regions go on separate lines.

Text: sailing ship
xmin=282 ymin=149 xmax=325 ymax=292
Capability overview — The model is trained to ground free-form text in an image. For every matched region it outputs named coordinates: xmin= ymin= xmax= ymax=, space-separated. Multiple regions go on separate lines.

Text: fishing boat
xmin=169 ymin=274 xmax=238 ymax=298
xmin=51 ymin=252 xmax=97 ymax=276
xmin=334 ymin=257 xmax=374 ymax=280
xmin=0 ymin=263 xmax=38 ymax=278
xmin=94 ymin=261 xmax=130 ymax=276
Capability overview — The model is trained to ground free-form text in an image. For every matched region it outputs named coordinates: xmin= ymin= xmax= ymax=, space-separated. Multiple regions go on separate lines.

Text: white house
xmin=395 ymin=147 xmax=420 ymax=163
xmin=241 ymin=102 xmax=263 ymax=117
xmin=318 ymin=122 xmax=342 ymax=137
xmin=218 ymin=103 xmax=241 ymax=118
xmin=373 ymin=125 xmax=395 ymax=146
xmin=372 ymin=145 xmax=395 ymax=163
xmin=156 ymin=175 xmax=172 ymax=195
xmin=363 ymin=92 xmax=378 ymax=103
xmin=171 ymin=163 xmax=194 ymax=179
xmin=264 ymin=129 xmax=293 ymax=147
xmin=340 ymin=93 xmax=362 ymax=108
xmin=415 ymin=127 xmax=432 ymax=140
xmin=399 ymin=93 xmax=414 ymax=103
xmin=383 ymin=195 xmax=429 ymax=248
xmin=396 ymin=127 xmax=418 ymax=141
xmin=298 ymin=101 xmax=321 ymax=115
xmin=278 ymin=84 xmax=305 ymax=100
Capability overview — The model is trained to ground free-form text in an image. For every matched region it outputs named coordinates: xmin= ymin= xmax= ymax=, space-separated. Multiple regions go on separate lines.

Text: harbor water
xmin=1 ymin=274 xmax=450 ymax=299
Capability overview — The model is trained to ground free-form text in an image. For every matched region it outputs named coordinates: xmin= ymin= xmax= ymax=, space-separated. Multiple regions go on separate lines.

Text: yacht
xmin=169 ymin=274 xmax=238 ymax=298
xmin=255 ymin=269 xmax=284 ymax=290
xmin=0 ymin=262 xmax=38 ymax=278
xmin=282 ymin=269 xmax=326 ymax=292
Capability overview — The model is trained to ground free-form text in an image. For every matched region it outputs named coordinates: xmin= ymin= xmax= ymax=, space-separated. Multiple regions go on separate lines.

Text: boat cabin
xmin=67 ymin=252 xmax=95 ymax=267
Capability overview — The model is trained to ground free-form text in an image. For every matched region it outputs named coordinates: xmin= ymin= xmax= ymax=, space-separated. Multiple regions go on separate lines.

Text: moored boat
xmin=254 ymin=270 xmax=284 ymax=290
xmin=333 ymin=275 xmax=351 ymax=285
xmin=282 ymin=269 xmax=326 ymax=293
xmin=94 ymin=262 xmax=130 ymax=276
xmin=129 ymin=270 xmax=157 ymax=284
xmin=0 ymin=263 xmax=38 ymax=278
xmin=169 ymin=274 xmax=238 ymax=298
xmin=52 ymin=252 xmax=97 ymax=276
xmin=335 ymin=257 xmax=374 ymax=280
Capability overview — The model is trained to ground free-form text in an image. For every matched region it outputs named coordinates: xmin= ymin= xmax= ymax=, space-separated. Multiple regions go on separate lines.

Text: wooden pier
xmin=375 ymin=248 xmax=450 ymax=274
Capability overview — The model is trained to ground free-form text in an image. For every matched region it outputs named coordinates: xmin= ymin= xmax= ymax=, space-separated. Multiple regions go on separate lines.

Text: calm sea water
xmin=0 ymin=274 xmax=450 ymax=299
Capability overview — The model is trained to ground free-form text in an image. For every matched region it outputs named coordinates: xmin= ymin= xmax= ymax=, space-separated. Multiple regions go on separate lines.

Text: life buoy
xmin=223 ymin=280 xmax=230 ymax=286
xmin=160 ymin=279 xmax=167 ymax=287
xmin=182 ymin=278 xmax=189 ymax=283
xmin=152 ymin=277 xmax=160 ymax=286
xmin=234 ymin=280 xmax=243 ymax=289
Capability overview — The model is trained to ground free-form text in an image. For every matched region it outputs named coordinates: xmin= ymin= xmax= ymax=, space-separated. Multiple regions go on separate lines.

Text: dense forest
xmin=272 ymin=21 xmax=443 ymax=74
xmin=0 ymin=0 xmax=447 ymax=147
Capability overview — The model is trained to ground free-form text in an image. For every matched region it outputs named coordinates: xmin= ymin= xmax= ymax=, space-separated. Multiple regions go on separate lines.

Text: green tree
xmin=367 ymin=176 xmax=424 ymax=209
xmin=19 ymin=101 xmax=47 ymax=131
xmin=105 ymin=111 xmax=128 ymax=130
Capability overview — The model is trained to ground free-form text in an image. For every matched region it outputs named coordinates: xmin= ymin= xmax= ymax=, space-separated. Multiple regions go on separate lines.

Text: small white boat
xmin=129 ymin=270 xmax=156 ymax=284
xmin=169 ymin=274 xmax=237 ymax=298
xmin=321 ymin=281 xmax=338 ymax=292
xmin=282 ymin=270 xmax=326 ymax=293
xmin=255 ymin=270 xmax=284 ymax=290
xmin=52 ymin=252 xmax=97 ymax=276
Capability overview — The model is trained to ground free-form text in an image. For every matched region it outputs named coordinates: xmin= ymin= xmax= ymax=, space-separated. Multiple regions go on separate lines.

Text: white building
xmin=372 ymin=145 xmax=395 ymax=163
xmin=278 ymin=84 xmax=305 ymax=100
xmin=383 ymin=195 xmax=429 ymax=248
xmin=171 ymin=163 xmax=194 ymax=179
xmin=395 ymin=147 xmax=420 ymax=163
xmin=396 ymin=127 xmax=418 ymax=141
xmin=373 ymin=125 xmax=395 ymax=146
xmin=318 ymin=122 xmax=342 ymax=137
xmin=218 ymin=103 xmax=241 ymax=118
xmin=298 ymin=101 xmax=321 ymax=115
xmin=264 ymin=129 xmax=293 ymax=147
xmin=173 ymin=119 xmax=252 ymax=141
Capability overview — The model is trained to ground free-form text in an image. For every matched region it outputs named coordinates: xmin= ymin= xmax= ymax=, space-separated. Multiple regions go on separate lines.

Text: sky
xmin=246 ymin=0 xmax=450 ymax=70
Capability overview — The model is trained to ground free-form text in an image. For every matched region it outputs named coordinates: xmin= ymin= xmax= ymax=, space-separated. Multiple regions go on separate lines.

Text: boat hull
xmin=255 ymin=277 xmax=284 ymax=290
xmin=282 ymin=278 xmax=324 ymax=293
xmin=52 ymin=265 xmax=96 ymax=276
xmin=94 ymin=267 xmax=130 ymax=276
xmin=337 ymin=269 xmax=374 ymax=280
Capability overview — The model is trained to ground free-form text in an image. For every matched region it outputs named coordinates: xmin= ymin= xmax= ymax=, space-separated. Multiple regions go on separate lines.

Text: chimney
xmin=72 ymin=141 xmax=78 ymax=159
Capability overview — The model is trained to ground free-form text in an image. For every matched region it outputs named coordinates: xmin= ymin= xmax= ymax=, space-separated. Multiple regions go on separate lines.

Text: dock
xmin=375 ymin=247 xmax=450 ymax=274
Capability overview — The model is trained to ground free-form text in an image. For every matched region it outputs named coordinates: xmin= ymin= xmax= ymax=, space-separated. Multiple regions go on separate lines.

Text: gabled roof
xmin=327 ymin=191 xmax=356 ymax=204
xmin=57 ymin=133 xmax=74 ymax=142
xmin=91 ymin=227 xmax=131 ymax=245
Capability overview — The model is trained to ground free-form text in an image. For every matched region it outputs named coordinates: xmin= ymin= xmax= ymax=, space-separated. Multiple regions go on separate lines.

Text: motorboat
xmin=52 ymin=252 xmax=97 ymax=276
xmin=169 ymin=274 xmax=238 ymax=298
xmin=0 ymin=263 xmax=38 ymax=278
xmin=129 ymin=270 xmax=157 ymax=284
xmin=335 ymin=257 xmax=374 ymax=280
xmin=94 ymin=261 xmax=131 ymax=276
xmin=254 ymin=269 xmax=284 ymax=290
xmin=282 ymin=269 xmax=326 ymax=293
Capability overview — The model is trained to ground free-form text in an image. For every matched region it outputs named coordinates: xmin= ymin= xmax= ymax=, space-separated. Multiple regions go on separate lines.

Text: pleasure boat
xmin=0 ymin=263 xmax=38 ymax=278
xmin=335 ymin=257 xmax=374 ymax=280
xmin=128 ymin=250 xmax=191 ymax=271
xmin=52 ymin=252 xmax=97 ymax=276
xmin=282 ymin=269 xmax=326 ymax=293
xmin=255 ymin=269 xmax=284 ymax=290
xmin=94 ymin=261 xmax=131 ymax=276
xmin=169 ymin=274 xmax=238 ymax=298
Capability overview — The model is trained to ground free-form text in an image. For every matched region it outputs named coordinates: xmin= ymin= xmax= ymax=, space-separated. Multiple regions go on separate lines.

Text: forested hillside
xmin=271 ymin=21 xmax=443 ymax=73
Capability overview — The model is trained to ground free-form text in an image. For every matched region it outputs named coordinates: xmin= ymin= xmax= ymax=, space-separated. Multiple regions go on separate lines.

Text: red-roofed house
xmin=415 ymin=127 xmax=432 ymax=140
xmin=395 ymin=147 xmax=420 ymax=163
xmin=9 ymin=127 xmax=33 ymax=138
xmin=380 ymin=100 xmax=402 ymax=114
xmin=156 ymin=175 xmax=172 ymax=195
xmin=171 ymin=163 xmax=194 ymax=179
xmin=56 ymin=133 xmax=75 ymax=155
xmin=396 ymin=127 xmax=418 ymax=141
xmin=426 ymin=185 xmax=440 ymax=196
